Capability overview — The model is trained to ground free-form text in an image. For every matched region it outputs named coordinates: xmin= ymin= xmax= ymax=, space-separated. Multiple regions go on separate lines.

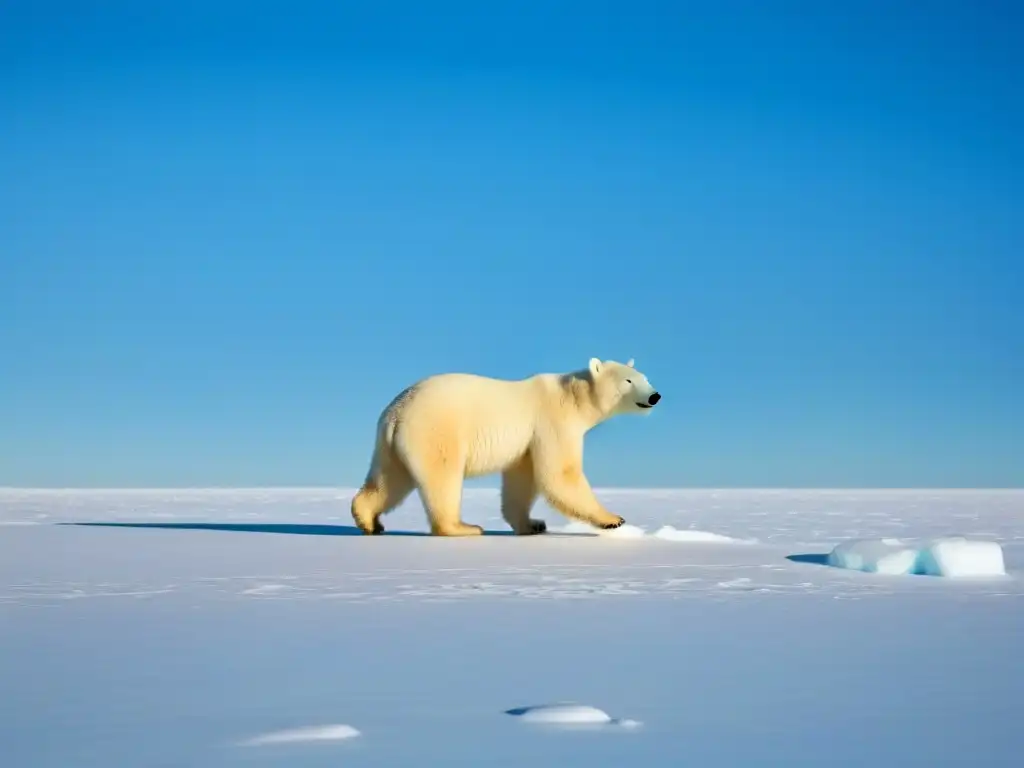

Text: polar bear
xmin=350 ymin=357 xmax=661 ymax=536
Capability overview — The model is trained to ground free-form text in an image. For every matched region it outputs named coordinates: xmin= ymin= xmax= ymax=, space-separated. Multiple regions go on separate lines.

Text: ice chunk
xmin=916 ymin=537 xmax=1006 ymax=577
xmin=507 ymin=703 xmax=612 ymax=724
xmin=505 ymin=703 xmax=641 ymax=728
xmin=825 ymin=537 xmax=1007 ymax=578
xmin=827 ymin=539 xmax=919 ymax=575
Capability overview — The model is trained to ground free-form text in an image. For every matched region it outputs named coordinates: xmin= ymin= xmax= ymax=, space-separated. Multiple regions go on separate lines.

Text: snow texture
xmin=652 ymin=525 xmax=756 ymax=544
xmin=1 ymin=487 xmax=1022 ymax=767
xmin=828 ymin=536 xmax=1007 ymax=577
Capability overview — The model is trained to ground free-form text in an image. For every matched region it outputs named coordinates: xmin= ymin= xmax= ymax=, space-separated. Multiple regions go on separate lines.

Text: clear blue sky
xmin=2 ymin=1 xmax=1021 ymax=488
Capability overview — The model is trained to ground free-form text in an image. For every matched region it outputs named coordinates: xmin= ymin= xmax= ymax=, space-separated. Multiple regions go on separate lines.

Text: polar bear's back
xmin=385 ymin=371 xmax=543 ymax=435
xmin=380 ymin=372 xmax=555 ymax=478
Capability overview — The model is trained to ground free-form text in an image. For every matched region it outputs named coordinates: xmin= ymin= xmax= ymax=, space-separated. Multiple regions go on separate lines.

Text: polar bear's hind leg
xmin=351 ymin=445 xmax=415 ymax=535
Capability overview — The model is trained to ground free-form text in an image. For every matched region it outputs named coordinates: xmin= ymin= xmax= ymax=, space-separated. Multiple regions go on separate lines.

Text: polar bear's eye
xmin=625 ymin=379 xmax=632 ymax=384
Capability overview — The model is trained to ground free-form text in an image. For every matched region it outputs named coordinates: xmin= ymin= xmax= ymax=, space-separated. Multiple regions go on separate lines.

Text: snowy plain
xmin=1 ymin=487 xmax=1021 ymax=767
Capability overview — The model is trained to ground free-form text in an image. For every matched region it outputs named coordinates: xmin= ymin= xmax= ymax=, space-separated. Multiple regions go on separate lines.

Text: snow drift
xmin=560 ymin=521 xmax=755 ymax=544
xmin=238 ymin=724 xmax=361 ymax=746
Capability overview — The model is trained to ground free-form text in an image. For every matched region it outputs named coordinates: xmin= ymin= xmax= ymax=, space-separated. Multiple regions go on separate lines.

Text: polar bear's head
xmin=587 ymin=357 xmax=661 ymax=417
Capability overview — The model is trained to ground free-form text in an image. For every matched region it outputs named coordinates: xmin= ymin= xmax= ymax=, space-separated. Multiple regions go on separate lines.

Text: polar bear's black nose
xmin=648 ymin=392 xmax=661 ymax=405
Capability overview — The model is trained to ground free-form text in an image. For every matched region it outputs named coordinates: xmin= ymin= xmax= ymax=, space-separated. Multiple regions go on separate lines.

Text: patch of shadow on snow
xmin=62 ymin=522 xmax=603 ymax=539
xmin=62 ymin=521 xmax=429 ymax=536
xmin=786 ymin=553 xmax=831 ymax=566
xmin=61 ymin=522 xmax=511 ymax=537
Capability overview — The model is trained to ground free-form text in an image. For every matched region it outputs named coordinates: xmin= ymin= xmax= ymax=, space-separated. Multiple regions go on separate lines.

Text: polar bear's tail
xmin=363 ymin=390 xmax=409 ymax=485
xmin=377 ymin=383 xmax=418 ymax=451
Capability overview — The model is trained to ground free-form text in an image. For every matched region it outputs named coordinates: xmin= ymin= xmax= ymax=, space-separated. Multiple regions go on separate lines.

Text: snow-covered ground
xmin=1 ymin=487 xmax=1021 ymax=767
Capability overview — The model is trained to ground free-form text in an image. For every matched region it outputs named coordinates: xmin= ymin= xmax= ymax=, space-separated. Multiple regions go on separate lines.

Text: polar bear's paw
xmin=352 ymin=517 xmax=383 ymax=535
xmin=599 ymin=516 xmax=626 ymax=530
xmin=511 ymin=519 xmax=547 ymax=535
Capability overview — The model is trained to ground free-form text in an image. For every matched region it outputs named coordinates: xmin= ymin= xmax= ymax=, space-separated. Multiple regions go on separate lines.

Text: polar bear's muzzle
xmin=636 ymin=392 xmax=661 ymax=409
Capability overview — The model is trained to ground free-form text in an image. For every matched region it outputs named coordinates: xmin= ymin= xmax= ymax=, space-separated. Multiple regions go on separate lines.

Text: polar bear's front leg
xmin=531 ymin=433 xmax=625 ymax=530
xmin=500 ymin=452 xmax=547 ymax=535
xmin=540 ymin=466 xmax=625 ymax=530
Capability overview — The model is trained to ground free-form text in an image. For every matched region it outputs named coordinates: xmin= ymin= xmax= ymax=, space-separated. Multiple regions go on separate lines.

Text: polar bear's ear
xmin=626 ymin=358 xmax=635 ymax=368
xmin=588 ymin=357 xmax=602 ymax=376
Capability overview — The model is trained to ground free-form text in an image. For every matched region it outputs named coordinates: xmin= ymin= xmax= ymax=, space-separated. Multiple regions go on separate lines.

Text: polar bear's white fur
xmin=351 ymin=357 xmax=661 ymax=536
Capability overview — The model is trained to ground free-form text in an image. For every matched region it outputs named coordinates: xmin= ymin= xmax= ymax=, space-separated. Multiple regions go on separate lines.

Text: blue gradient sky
xmin=2 ymin=1 xmax=1021 ymax=488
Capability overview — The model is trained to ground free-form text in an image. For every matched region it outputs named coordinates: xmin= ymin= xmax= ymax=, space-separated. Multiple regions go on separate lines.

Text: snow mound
xmin=505 ymin=703 xmax=641 ymax=728
xmin=238 ymin=724 xmax=361 ymax=746
xmin=560 ymin=521 xmax=753 ymax=543
xmin=827 ymin=537 xmax=1006 ymax=578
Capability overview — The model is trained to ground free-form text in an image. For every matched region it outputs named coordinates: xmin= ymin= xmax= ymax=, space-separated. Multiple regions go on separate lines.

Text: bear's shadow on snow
xmin=63 ymin=521 xmax=425 ymax=537
xmin=785 ymin=553 xmax=832 ymax=567
xmin=61 ymin=521 xmax=533 ymax=537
